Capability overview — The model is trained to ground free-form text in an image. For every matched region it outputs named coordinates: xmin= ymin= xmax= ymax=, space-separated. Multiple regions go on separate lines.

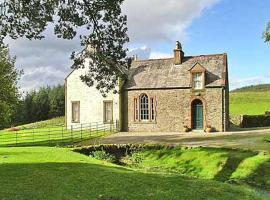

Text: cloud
xmin=5 ymin=26 xmax=82 ymax=92
xmin=149 ymin=51 xmax=172 ymax=59
xmin=123 ymin=0 xmax=219 ymax=45
xmin=4 ymin=0 xmax=220 ymax=92
xmin=230 ymin=76 xmax=270 ymax=90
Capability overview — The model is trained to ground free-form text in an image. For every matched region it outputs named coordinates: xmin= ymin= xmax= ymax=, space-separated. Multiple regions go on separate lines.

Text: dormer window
xmin=193 ymin=73 xmax=203 ymax=89
xmin=189 ymin=63 xmax=206 ymax=90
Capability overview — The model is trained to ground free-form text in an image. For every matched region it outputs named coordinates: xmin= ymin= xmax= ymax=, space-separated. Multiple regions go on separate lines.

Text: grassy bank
xmin=0 ymin=147 xmax=267 ymax=200
xmin=121 ymin=147 xmax=270 ymax=190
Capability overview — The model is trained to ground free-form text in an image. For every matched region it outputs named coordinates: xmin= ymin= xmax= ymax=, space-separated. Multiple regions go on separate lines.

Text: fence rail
xmin=0 ymin=121 xmax=119 ymax=147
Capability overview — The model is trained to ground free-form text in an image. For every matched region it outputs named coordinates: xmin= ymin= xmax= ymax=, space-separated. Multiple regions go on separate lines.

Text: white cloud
xmin=4 ymin=0 xmax=220 ymax=92
xmin=150 ymin=52 xmax=172 ymax=59
xmin=123 ymin=0 xmax=219 ymax=45
xmin=230 ymin=76 xmax=270 ymax=90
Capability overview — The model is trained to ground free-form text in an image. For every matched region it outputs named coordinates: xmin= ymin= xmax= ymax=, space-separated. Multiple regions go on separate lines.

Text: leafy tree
xmin=263 ymin=22 xmax=270 ymax=42
xmin=0 ymin=45 xmax=22 ymax=128
xmin=12 ymin=85 xmax=65 ymax=126
xmin=0 ymin=0 xmax=129 ymax=96
xmin=49 ymin=85 xmax=65 ymax=118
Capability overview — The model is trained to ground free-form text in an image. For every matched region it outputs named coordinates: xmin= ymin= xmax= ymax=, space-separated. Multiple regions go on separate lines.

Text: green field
xmin=230 ymin=91 xmax=270 ymax=116
xmin=0 ymin=147 xmax=268 ymax=200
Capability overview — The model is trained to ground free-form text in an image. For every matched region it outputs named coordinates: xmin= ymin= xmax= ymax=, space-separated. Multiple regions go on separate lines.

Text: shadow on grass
xmin=214 ymin=150 xmax=257 ymax=182
xmin=0 ymin=162 xmax=265 ymax=200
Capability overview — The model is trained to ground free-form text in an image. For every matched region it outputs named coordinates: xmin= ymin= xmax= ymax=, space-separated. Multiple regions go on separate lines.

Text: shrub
xmin=263 ymin=136 xmax=270 ymax=142
xmin=128 ymin=152 xmax=144 ymax=166
xmin=90 ymin=150 xmax=115 ymax=163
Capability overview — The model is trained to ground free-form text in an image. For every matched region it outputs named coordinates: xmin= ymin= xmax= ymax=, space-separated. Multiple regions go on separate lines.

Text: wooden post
xmin=80 ymin=124 xmax=83 ymax=140
xmin=61 ymin=126 xmax=64 ymax=144
xmin=16 ymin=131 xmax=18 ymax=146
xmin=71 ymin=125 xmax=73 ymax=143
xmin=48 ymin=128 xmax=51 ymax=146
xmin=89 ymin=123 xmax=91 ymax=138
xmin=32 ymin=129 xmax=35 ymax=145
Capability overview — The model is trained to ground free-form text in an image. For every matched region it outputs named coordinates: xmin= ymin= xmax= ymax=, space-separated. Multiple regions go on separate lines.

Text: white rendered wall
xmin=66 ymin=66 xmax=119 ymax=128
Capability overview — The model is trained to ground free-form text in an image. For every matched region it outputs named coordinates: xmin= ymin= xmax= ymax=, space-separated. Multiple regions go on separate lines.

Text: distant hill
xmin=231 ymin=84 xmax=270 ymax=93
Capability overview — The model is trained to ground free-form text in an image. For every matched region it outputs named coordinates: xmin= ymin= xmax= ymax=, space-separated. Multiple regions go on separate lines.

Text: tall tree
xmin=0 ymin=45 xmax=22 ymax=128
xmin=263 ymin=22 xmax=270 ymax=42
xmin=0 ymin=0 xmax=129 ymax=96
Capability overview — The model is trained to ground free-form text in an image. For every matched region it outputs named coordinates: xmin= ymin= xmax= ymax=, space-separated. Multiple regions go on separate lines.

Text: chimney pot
xmin=174 ymin=41 xmax=184 ymax=65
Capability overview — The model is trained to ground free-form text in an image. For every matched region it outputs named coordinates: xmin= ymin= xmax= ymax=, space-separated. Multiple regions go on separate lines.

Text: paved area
xmin=84 ymin=128 xmax=270 ymax=151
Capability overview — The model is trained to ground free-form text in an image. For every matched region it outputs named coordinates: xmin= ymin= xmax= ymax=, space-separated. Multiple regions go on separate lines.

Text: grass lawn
xmin=0 ymin=147 xmax=268 ymax=200
xmin=0 ymin=118 xmax=115 ymax=147
xmin=230 ymin=91 xmax=270 ymax=116
xmin=0 ymin=127 xmax=111 ymax=147
xmin=124 ymin=147 xmax=270 ymax=190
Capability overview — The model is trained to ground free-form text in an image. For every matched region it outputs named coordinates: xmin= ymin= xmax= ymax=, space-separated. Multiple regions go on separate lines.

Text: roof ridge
xmin=132 ymin=53 xmax=226 ymax=63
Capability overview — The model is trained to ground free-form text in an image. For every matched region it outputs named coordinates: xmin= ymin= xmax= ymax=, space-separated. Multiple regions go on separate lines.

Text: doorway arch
xmin=191 ymin=99 xmax=204 ymax=130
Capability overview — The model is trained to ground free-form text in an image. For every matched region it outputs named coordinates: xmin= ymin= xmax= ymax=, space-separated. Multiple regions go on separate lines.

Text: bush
xmin=264 ymin=136 xmax=270 ymax=142
xmin=130 ymin=153 xmax=144 ymax=165
xmin=90 ymin=150 xmax=115 ymax=163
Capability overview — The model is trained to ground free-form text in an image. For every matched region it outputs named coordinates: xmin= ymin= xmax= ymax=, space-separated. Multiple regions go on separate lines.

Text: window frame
xmin=103 ymin=100 xmax=114 ymax=124
xmin=71 ymin=101 xmax=80 ymax=123
xmin=189 ymin=63 xmax=206 ymax=91
xmin=192 ymin=72 xmax=203 ymax=90
xmin=134 ymin=94 xmax=156 ymax=123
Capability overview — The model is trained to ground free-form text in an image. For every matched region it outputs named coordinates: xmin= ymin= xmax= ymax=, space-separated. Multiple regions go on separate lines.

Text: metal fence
xmin=0 ymin=121 xmax=119 ymax=147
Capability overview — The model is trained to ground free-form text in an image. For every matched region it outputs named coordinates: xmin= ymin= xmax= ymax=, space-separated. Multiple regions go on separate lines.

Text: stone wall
xmin=122 ymin=87 xmax=226 ymax=132
xmin=231 ymin=115 xmax=270 ymax=128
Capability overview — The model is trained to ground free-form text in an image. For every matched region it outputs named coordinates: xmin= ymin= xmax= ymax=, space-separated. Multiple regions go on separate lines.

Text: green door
xmin=193 ymin=101 xmax=203 ymax=130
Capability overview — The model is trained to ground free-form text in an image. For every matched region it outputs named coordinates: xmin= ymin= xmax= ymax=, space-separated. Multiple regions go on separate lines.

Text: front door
xmin=193 ymin=100 xmax=203 ymax=130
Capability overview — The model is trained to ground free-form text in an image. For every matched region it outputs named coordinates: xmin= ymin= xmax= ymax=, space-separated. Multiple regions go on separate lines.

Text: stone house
xmin=65 ymin=42 xmax=229 ymax=132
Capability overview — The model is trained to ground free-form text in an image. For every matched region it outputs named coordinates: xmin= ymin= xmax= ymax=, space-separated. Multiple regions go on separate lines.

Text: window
xmin=134 ymin=98 xmax=139 ymax=121
xmin=72 ymin=101 xmax=80 ymax=123
xmin=150 ymin=98 xmax=155 ymax=121
xmin=104 ymin=101 xmax=113 ymax=123
xmin=193 ymin=73 xmax=203 ymax=89
xmin=140 ymin=94 xmax=149 ymax=120
xmin=134 ymin=94 xmax=156 ymax=122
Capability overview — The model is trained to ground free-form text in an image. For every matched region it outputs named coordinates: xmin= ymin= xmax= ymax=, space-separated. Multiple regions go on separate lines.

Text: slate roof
xmin=126 ymin=54 xmax=227 ymax=89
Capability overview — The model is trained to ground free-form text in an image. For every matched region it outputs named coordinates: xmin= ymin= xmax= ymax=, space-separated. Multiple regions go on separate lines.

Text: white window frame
xmin=71 ymin=101 xmax=80 ymax=123
xmin=193 ymin=72 xmax=203 ymax=90
xmin=103 ymin=101 xmax=113 ymax=123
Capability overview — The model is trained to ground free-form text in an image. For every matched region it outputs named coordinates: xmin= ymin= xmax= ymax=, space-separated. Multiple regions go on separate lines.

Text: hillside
xmin=231 ymin=84 xmax=270 ymax=93
xmin=230 ymin=84 xmax=270 ymax=116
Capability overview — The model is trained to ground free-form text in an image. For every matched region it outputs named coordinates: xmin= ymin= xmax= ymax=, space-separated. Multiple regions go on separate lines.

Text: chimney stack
xmin=174 ymin=41 xmax=184 ymax=65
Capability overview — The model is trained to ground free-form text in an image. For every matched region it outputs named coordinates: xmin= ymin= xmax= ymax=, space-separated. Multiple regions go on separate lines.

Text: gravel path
xmin=82 ymin=128 xmax=270 ymax=151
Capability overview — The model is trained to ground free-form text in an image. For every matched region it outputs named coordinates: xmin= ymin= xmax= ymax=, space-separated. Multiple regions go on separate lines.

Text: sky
xmin=4 ymin=0 xmax=270 ymax=92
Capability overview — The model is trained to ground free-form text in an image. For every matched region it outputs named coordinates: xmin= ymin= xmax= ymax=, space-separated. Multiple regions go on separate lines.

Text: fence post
xmin=32 ymin=129 xmax=35 ymax=145
xmin=80 ymin=124 xmax=83 ymax=140
xmin=61 ymin=126 xmax=64 ymax=144
xmin=71 ymin=125 xmax=73 ymax=143
xmin=96 ymin=122 xmax=98 ymax=135
xmin=89 ymin=123 xmax=91 ymax=138
xmin=16 ymin=131 xmax=18 ymax=146
xmin=110 ymin=122 xmax=112 ymax=133
xmin=49 ymin=128 xmax=51 ymax=146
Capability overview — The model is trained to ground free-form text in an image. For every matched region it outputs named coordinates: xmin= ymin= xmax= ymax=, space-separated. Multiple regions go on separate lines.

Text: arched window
xmin=134 ymin=94 xmax=156 ymax=122
xmin=140 ymin=94 xmax=149 ymax=120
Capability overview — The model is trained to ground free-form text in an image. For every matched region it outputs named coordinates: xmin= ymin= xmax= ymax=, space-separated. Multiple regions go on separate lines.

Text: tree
xmin=0 ymin=45 xmax=22 ymax=128
xmin=0 ymin=0 xmax=129 ymax=96
xmin=263 ymin=22 xmax=270 ymax=42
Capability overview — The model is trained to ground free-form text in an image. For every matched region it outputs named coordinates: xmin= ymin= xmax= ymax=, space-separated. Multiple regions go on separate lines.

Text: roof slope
xmin=126 ymin=54 xmax=227 ymax=89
